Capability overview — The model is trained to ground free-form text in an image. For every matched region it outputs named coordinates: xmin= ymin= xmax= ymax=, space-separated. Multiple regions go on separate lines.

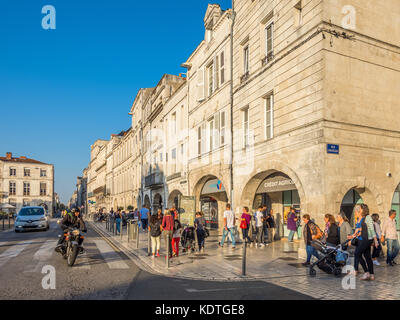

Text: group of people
xmin=218 ymin=204 xmax=277 ymax=249
xmin=148 ymin=208 xmax=207 ymax=258
xmin=302 ymin=204 xmax=399 ymax=281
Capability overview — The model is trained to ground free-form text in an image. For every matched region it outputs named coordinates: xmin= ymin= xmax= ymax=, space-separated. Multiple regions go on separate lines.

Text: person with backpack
xmin=149 ymin=214 xmax=162 ymax=258
xmin=240 ymin=207 xmax=252 ymax=245
xmin=172 ymin=219 xmax=182 ymax=257
xmin=302 ymin=214 xmax=322 ymax=266
xmin=348 ymin=204 xmax=378 ymax=280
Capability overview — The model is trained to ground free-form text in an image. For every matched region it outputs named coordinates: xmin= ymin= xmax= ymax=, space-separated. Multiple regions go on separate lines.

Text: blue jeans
xmin=306 ymin=245 xmax=320 ymax=263
xmin=288 ymin=230 xmax=296 ymax=241
xmin=263 ymin=226 xmax=269 ymax=243
xmin=220 ymin=227 xmax=236 ymax=247
xmin=115 ymin=218 xmax=121 ymax=233
xmin=386 ymin=239 xmax=400 ymax=264
xmin=242 ymin=228 xmax=251 ymax=243
xmin=141 ymin=218 xmax=148 ymax=231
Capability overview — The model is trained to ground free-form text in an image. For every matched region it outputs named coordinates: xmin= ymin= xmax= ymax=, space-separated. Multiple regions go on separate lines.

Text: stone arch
xmin=335 ymin=177 xmax=383 ymax=215
xmin=168 ymin=189 xmax=183 ymax=208
xmin=239 ymin=161 xmax=306 ymax=211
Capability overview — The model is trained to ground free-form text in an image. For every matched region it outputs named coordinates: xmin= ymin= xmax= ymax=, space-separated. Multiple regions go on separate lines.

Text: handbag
xmin=351 ymin=237 xmax=359 ymax=246
xmin=240 ymin=218 xmax=247 ymax=229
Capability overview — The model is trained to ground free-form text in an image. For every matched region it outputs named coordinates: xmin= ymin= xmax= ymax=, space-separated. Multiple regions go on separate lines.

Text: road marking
xmin=75 ymin=250 xmax=91 ymax=270
xmin=185 ymin=286 xmax=266 ymax=293
xmin=24 ymin=240 xmax=57 ymax=273
xmin=0 ymin=241 xmax=32 ymax=268
xmin=93 ymin=240 xmax=129 ymax=269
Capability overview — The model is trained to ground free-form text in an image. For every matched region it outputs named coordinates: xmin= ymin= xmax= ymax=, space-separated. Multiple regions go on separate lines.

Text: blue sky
xmin=0 ymin=0 xmax=231 ymax=204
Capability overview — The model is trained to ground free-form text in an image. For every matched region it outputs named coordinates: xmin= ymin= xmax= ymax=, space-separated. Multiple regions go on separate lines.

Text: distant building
xmin=0 ymin=152 xmax=54 ymax=214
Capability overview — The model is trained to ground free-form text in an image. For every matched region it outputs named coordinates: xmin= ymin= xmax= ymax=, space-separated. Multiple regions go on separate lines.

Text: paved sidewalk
xmin=89 ymin=220 xmax=400 ymax=300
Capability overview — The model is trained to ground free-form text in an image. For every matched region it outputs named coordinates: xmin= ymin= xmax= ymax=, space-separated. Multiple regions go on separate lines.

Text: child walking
xmin=172 ymin=219 xmax=182 ymax=257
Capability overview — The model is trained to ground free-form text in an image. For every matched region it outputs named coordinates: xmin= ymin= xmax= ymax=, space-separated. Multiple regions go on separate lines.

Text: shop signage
xmin=256 ymin=174 xmax=296 ymax=194
xmin=201 ymin=179 xmax=226 ymax=195
xmin=178 ymin=195 xmax=196 ymax=226
xmin=327 ymin=144 xmax=339 ymax=154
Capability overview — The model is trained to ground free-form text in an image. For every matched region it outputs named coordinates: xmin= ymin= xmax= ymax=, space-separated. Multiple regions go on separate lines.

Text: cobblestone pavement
xmin=89 ymin=220 xmax=400 ymax=299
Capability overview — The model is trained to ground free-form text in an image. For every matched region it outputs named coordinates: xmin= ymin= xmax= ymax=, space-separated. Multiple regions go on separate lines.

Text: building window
xmin=265 ymin=93 xmax=274 ymax=140
xmin=243 ymin=108 xmax=250 ymax=147
xmin=40 ymin=169 xmax=47 ymax=177
xmin=40 ymin=183 xmax=47 ymax=196
xmin=265 ymin=22 xmax=274 ymax=62
xmin=207 ymin=62 xmax=215 ymax=96
xmin=9 ymin=182 xmax=16 ymax=196
xmin=220 ymin=52 xmax=225 ymax=84
xmin=220 ymin=111 xmax=226 ymax=145
xmin=23 ymin=182 xmax=30 ymax=196
xmin=24 ymin=168 xmax=30 ymax=177
xmin=172 ymin=112 xmax=177 ymax=134
xmin=9 ymin=168 xmax=16 ymax=176
xmin=244 ymin=45 xmax=249 ymax=75
xmin=171 ymin=148 xmax=177 ymax=173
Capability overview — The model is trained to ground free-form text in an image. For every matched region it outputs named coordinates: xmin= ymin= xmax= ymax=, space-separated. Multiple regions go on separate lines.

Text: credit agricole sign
xmin=256 ymin=174 xmax=296 ymax=194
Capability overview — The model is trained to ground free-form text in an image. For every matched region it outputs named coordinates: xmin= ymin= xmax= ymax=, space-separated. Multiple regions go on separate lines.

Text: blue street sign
xmin=327 ymin=144 xmax=339 ymax=154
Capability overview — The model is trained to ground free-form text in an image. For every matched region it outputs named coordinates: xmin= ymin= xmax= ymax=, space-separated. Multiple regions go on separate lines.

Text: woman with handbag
xmin=348 ymin=204 xmax=378 ymax=280
xmin=240 ymin=207 xmax=252 ymax=245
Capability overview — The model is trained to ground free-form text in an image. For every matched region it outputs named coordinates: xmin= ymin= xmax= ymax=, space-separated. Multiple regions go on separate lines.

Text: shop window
xmin=391 ymin=184 xmax=400 ymax=230
xmin=265 ymin=93 xmax=274 ymax=140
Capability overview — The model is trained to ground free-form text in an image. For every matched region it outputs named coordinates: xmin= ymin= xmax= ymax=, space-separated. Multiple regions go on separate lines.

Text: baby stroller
xmin=309 ymin=239 xmax=350 ymax=277
xmin=181 ymin=226 xmax=196 ymax=253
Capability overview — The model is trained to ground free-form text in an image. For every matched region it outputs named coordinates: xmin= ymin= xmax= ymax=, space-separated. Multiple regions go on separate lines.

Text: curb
xmin=88 ymin=221 xmax=310 ymax=282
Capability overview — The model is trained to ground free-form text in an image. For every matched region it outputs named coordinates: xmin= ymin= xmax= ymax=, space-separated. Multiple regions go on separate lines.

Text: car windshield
xmin=18 ymin=208 xmax=45 ymax=216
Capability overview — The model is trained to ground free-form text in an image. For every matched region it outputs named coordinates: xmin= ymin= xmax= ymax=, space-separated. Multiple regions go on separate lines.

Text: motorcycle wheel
xmin=67 ymin=245 xmax=79 ymax=266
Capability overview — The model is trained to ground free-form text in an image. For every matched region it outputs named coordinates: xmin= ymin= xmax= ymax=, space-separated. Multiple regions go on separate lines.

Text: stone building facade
xmin=79 ymin=1 xmax=400 ymax=233
xmin=0 ymin=152 xmax=54 ymax=214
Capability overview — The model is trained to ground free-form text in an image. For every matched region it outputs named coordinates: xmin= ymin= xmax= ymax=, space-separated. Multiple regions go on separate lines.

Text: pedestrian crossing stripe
xmin=0 ymin=241 xmax=32 ymax=268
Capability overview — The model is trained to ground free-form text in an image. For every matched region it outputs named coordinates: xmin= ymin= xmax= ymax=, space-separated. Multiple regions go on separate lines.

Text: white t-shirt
xmin=224 ymin=210 xmax=235 ymax=228
xmin=255 ymin=211 xmax=264 ymax=227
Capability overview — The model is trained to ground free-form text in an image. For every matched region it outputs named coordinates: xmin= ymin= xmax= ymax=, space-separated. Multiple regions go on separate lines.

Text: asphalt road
xmin=0 ymin=219 xmax=313 ymax=300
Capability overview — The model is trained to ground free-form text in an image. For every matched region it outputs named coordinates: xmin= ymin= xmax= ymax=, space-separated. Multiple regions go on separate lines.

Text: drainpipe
xmin=229 ymin=2 xmax=236 ymax=211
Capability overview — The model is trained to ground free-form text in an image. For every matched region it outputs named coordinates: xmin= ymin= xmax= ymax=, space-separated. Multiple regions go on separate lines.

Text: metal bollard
xmin=166 ymin=233 xmax=170 ymax=269
xmin=242 ymin=239 xmax=247 ymax=276
xmin=135 ymin=222 xmax=139 ymax=249
xmin=148 ymin=229 xmax=151 ymax=256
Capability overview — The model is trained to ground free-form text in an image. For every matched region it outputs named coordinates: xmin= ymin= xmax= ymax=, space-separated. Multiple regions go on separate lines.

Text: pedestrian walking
xmin=172 ymin=219 xmax=182 ymax=257
xmin=139 ymin=205 xmax=149 ymax=231
xmin=324 ymin=214 xmax=340 ymax=247
xmin=161 ymin=209 xmax=174 ymax=258
xmin=261 ymin=205 xmax=269 ymax=244
xmin=115 ymin=210 xmax=122 ymax=234
xmin=287 ymin=207 xmax=298 ymax=242
xmin=371 ymin=213 xmax=382 ymax=266
xmin=381 ymin=209 xmax=399 ymax=266
xmin=255 ymin=206 xmax=265 ymax=247
xmin=194 ymin=212 xmax=206 ymax=252
xmin=302 ymin=214 xmax=323 ymax=266
xmin=267 ymin=209 xmax=276 ymax=243
xmin=149 ymin=214 xmax=162 ymax=258
xmin=336 ymin=212 xmax=352 ymax=244
xmin=219 ymin=204 xmax=236 ymax=249
xmin=240 ymin=207 xmax=252 ymax=245
xmin=348 ymin=204 xmax=378 ymax=280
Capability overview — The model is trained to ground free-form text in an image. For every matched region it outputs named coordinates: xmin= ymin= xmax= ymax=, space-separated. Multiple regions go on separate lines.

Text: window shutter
xmin=214 ymin=112 xmax=220 ymax=148
xmin=197 ymin=67 xmax=205 ymax=102
xmin=213 ymin=55 xmax=218 ymax=90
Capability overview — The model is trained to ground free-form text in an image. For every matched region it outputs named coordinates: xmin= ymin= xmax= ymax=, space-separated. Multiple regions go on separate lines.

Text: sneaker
xmin=361 ymin=272 xmax=371 ymax=281
xmin=259 ymin=243 xmax=265 ymax=247
xmin=302 ymin=262 xmax=310 ymax=266
xmin=156 ymin=252 xmax=160 ymax=257
xmin=373 ymin=260 xmax=380 ymax=266
xmin=152 ymin=254 xmax=155 ymax=259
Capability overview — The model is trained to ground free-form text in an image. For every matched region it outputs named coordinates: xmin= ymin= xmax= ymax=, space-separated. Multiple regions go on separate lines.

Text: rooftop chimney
xmin=6 ymin=152 xmax=12 ymax=160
